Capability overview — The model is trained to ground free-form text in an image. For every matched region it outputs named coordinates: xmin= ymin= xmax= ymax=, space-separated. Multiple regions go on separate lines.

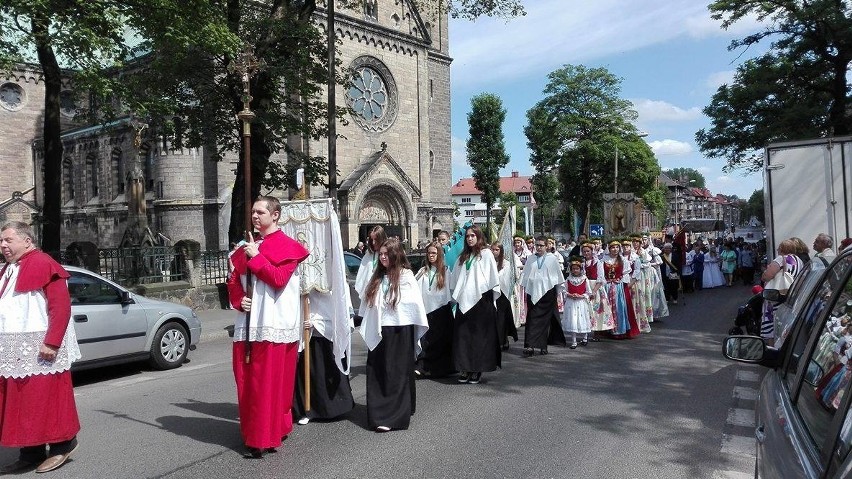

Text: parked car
xmin=65 ymin=266 xmax=201 ymax=371
xmin=723 ymin=247 xmax=852 ymax=478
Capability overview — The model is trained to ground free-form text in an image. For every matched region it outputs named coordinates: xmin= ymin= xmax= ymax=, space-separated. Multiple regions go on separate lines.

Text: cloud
xmin=649 ymin=139 xmax=693 ymax=156
xmin=705 ymin=70 xmax=736 ymax=90
xmin=451 ymin=136 xmax=472 ymax=177
xmin=633 ymin=99 xmax=702 ymax=122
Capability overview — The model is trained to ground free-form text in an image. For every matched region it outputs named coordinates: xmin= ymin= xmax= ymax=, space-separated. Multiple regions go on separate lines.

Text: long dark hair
xmin=424 ymin=241 xmax=447 ymax=290
xmin=491 ymin=242 xmax=506 ymax=271
xmin=458 ymin=225 xmax=487 ymax=265
xmin=365 ymin=238 xmax=410 ymax=308
xmin=366 ymin=225 xmax=387 ymax=253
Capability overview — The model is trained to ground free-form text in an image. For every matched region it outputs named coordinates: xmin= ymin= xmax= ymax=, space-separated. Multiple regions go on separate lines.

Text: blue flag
xmin=444 ymin=220 xmax=473 ymax=271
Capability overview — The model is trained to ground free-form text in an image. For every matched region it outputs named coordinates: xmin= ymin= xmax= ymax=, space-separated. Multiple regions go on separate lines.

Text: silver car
xmin=724 ymin=248 xmax=852 ymax=478
xmin=65 ymin=266 xmax=201 ymax=371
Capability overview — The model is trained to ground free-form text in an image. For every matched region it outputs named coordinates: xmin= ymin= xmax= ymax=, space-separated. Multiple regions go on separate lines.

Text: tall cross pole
xmin=229 ymin=44 xmax=264 ymax=364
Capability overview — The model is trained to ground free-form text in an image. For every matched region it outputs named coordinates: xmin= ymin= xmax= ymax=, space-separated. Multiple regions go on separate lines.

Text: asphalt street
xmin=0 ymin=285 xmax=758 ymax=479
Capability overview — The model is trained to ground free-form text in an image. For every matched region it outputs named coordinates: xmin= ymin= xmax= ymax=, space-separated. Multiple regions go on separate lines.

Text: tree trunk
xmin=32 ymin=15 xmax=62 ymax=254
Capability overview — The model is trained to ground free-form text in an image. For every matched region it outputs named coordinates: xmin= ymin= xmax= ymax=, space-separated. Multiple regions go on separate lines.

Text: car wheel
xmin=149 ymin=321 xmax=189 ymax=370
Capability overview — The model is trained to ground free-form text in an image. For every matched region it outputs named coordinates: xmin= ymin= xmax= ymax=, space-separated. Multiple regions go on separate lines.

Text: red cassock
xmin=0 ymin=250 xmax=80 ymax=447
xmin=227 ymin=231 xmax=308 ymax=449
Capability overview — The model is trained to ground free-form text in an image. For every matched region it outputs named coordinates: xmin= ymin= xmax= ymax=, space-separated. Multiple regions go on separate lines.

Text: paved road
xmin=0 ymin=285 xmax=760 ymax=479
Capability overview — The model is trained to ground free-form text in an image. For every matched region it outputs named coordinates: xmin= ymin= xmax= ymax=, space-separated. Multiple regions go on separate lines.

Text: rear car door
xmin=69 ymin=270 xmax=149 ymax=362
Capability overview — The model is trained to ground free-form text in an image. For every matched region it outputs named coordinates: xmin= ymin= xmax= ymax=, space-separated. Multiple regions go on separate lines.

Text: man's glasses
xmin=535 ymin=243 xmax=546 ymax=247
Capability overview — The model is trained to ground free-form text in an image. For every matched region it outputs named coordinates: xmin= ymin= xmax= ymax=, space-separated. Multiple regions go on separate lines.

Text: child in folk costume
xmin=561 ymin=259 xmax=593 ymax=349
xmin=414 ymin=242 xmax=455 ymax=378
xmin=581 ymin=242 xmax=613 ymax=340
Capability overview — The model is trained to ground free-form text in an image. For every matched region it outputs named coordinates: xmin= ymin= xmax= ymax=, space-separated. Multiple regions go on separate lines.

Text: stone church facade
xmin=0 ymin=0 xmax=454 ymax=251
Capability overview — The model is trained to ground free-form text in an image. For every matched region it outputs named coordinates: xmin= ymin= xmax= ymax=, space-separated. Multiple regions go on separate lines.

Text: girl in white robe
xmin=354 ymin=225 xmax=387 ymax=320
xmin=414 ymin=242 xmax=455 ymax=377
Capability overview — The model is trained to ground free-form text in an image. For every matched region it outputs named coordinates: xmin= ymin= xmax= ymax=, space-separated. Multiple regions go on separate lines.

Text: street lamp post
xmin=614 ymin=132 xmax=648 ymax=195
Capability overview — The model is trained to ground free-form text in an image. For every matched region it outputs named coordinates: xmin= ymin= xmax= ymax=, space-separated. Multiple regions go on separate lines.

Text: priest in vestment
xmin=0 ymin=221 xmax=81 ymax=474
xmin=228 ymin=196 xmax=309 ymax=458
xmin=519 ymin=237 xmax=566 ymax=357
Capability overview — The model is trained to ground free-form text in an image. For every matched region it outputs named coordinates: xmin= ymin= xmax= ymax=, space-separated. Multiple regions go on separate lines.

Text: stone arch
xmin=355 ymin=180 xmax=414 ymax=246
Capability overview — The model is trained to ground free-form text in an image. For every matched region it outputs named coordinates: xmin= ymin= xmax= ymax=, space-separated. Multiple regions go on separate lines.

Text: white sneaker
xmin=297 ymin=417 xmax=310 ymax=425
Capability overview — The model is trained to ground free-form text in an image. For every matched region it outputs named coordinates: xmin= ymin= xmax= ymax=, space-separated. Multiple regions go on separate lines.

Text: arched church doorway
xmin=356 ymin=186 xmax=410 ymax=247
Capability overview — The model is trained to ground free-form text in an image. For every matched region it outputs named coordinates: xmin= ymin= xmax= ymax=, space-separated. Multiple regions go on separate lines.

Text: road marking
xmin=172 ymin=363 xmax=216 ymax=372
xmin=733 ymin=385 xmax=758 ymax=401
xmin=721 ymin=433 xmax=756 ymax=457
xmin=736 ymin=370 xmax=760 ymax=382
xmin=727 ymin=408 xmax=756 ymax=428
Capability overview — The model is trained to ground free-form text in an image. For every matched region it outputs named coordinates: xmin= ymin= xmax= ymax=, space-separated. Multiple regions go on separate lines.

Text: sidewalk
xmin=196 ymin=308 xmax=236 ymax=343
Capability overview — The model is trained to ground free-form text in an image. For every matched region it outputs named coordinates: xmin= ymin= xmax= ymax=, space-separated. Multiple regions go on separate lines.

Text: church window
xmin=391 ymin=13 xmax=400 ymax=28
xmin=59 ymin=90 xmax=77 ymax=118
xmin=364 ymin=0 xmax=378 ymax=21
xmin=111 ymin=148 xmax=124 ymax=196
xmin=345 ymin=56 xmax=398 ymax=133
xmin=429 ymin=150 xmax=434 ymax=170
xmin=0 ymin=83 xmax=25 ymax=111
xmin=86 ymin=154 xmax=99 ymax=199
xmin=63 ymin=158 xmax=75 ymax=202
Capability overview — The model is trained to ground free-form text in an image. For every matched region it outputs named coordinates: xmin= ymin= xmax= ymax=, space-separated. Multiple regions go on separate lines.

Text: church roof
xmin=338 ymin=148 xmax=422 ymax=198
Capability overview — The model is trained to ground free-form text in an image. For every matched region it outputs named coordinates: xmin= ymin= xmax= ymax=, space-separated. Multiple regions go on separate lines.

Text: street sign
xmin=589 ymin=224 xmax=604 ymax=237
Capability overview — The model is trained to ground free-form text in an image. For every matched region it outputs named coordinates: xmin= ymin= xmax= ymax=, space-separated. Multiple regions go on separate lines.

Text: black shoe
xmin=243 ymin=447 xmax=265 ymax=459
xmin=468 ymin=372 xmax=481 ymax=384
xmin=457 ymin=372 xmax=469 ymax=383
xmin=502 ymin=340 xmax=510 ymax=351
xmin=522 ymin=348 xmax=534 ymax=357
xmin=569 ymin=343 xmax=578 ymax=349
xmin=580 ymin=339 xmax=588 ymax=347
xmin=540 ymin=348 xmax=548 ymax=355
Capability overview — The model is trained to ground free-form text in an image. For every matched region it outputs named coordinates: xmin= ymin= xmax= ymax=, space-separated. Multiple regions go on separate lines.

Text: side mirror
xmin=120 ymin=290 xmax=134 ymax=305
xmin=723 ymin=335 xmax=766 ymax=362
xmin=762 ymin=289 xmax=787 ymax=303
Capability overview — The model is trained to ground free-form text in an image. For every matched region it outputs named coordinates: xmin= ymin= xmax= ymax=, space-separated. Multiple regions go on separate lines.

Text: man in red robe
xmin=0 ymin=221 xmax=81 ymax=473
xmin=228 ymin=196 xmax=309 ymax=458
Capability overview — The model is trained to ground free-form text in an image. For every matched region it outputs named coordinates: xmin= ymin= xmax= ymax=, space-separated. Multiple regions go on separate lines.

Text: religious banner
xmin=444 ymin=220 xmax=473 ymax=271
xmin=496 ymin=206 xmax=522 ymax=326
xmin=278 ymin=198 xmax=352 ymax=374
xmin=602 ymin=193 xmax=637 ymax=238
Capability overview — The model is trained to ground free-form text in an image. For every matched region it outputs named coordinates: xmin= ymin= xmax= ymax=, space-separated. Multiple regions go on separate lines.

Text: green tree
xmin=663 ymin=167 xmax=705 ymax=188
xmin=467 ymin=93 xmax=510 ymax=240
xmin=697 ymin=0 xmax=852 ymax=172
xmin=0 ymin=0 xmax=235 ymax=251
xmin=742 ymin=189 xmax=765 ymax=224
xmin=525 ymin=65 xmax=660 ymax=236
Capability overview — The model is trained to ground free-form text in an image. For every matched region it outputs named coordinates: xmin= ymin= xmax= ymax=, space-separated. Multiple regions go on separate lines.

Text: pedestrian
xmin=414 ymin=242 xmax=455 ymax=377
xmin=791 ymin=237 xmax=812 ymax=265
xmin=582 ymin=242 xmax=613 ymax=340
xmin=228 ymin=196 xmax=310 ymax=458
xmin=450 ymin=225 xmax=501 ymax=384
xmin=359 ymin=238 xmax=429 ymax=432
xmin=511 ymin=235 xmax=529 ymax=270
xmin=569 ymin=233 xmax=587 ymax=257
xmin=491 ymin=242 xmax=518 ymax=351
xmin=354 ymin=226 xmax=387 ymax=320
xmin=739 ymin=244 xmax=756 ymax=286
xmin=813 ymin=233 xmax=836 ymax=263
xmin=720 ymin=243 xmax=737 ymax=286
xmin=643 ymin=235 xmax=669 ymax=319
xmin=352 ymin=241 xmax=366 ymax=257
xmin=659 ymin=243 xmax=680 ymax=304
xmin=561 ymin=259 xmax=593 ymax=349
xmin=603 ymin=241 xmax=640 ymax=339
xmin=760 ymin=239 xmax=805 ymax=344
xmin=628 ymin=237 xmax=653 ymax=332
xmin=519 ymin=236 xmax=567 ymax=356
xmin=0 ymin=221 xmax=81 ymax=474
xmin=437 ymin=230 xmax=451 ymax=252
xmin=689 ymin=242 xmax=705 ymax=291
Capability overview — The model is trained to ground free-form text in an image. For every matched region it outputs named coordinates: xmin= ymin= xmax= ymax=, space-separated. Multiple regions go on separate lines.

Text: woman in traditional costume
xmin=582 ymin=242 xmax=613 ymax=340
xmin=450 ymin=225 xmax=500 ymax=385
xmin=491 ymin=243 xmax=518 ymax=351
xmin=414 ymin=242 xmax=455 ymax=377
xmin=603 ymin=241 xmax=640 ymax=339
xmin=359 ymin=239 xmax=429 ymax=432
xmin=623 ymin=239 xmax=651 ymax=333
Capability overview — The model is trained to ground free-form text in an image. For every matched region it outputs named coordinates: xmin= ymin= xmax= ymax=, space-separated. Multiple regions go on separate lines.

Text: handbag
xmin=765 ymin=270 xmax=794 ymax=293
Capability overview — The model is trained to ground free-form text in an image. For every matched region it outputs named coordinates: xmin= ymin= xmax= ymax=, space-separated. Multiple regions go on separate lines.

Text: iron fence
xmin=200 ymin=250 xmax=230 ymax=285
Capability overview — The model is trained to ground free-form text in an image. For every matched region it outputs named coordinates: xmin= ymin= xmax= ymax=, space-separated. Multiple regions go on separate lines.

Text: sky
xmin=447 ymin=0 xmax=766 ymax=200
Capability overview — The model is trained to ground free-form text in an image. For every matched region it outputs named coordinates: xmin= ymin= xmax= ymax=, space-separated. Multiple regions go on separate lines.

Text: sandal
xmin=569 ymin=343 xmax=578 ymax=349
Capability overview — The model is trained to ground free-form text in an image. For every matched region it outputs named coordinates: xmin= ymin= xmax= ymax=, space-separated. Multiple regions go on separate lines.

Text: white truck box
xmin=764 ymin=136 xmax=852 ymax=256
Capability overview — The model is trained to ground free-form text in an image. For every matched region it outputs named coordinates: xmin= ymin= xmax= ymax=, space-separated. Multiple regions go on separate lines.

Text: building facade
xmin=0 ymin=0 xmax=453 ymax=251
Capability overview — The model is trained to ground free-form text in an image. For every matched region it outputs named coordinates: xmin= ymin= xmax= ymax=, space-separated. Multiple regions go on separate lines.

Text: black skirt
xmin=366 ymin=325 xmax=417 ymax=430
xmin=292 ymin=335 xmax=355 ymax=421
xmin=453 ymin=292 xmax=501 ymax=373
xmin=495 ymin=292 xmax=518 ymax=344
xmin=415 ymin=303 xmax=456 ymax=377
xmin=524 ymin=288 xmax=566 ymax=349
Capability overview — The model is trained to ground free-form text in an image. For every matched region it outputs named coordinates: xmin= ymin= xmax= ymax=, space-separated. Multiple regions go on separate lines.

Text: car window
xmin=784 ymin=256 xmax=852 ymax=383
xmin=793 ymin=255 xmax=852 ymax=455
xmin=68 ymin=272 xmax=122 ymax=304
xmin=344 ymin=253 xmax=361 ymax=279
xmin=776 ymin=260 xmax=829 ymax=348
